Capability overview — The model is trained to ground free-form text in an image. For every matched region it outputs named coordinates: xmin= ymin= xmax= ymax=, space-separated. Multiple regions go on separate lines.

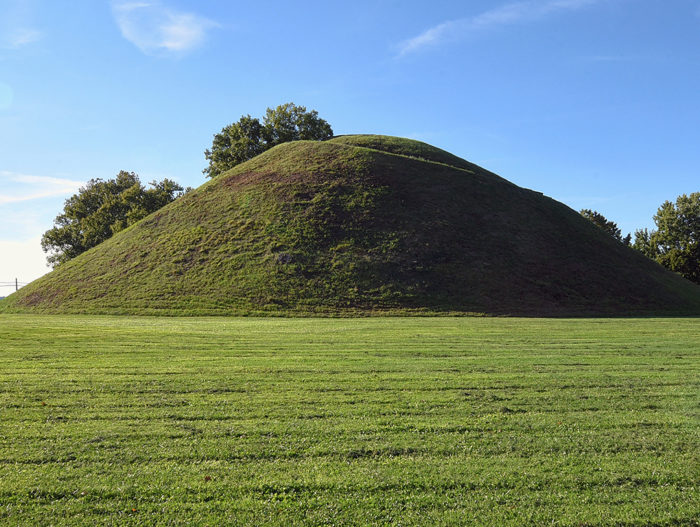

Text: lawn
xmin=0 ymin=315 xmax=698 ymax=525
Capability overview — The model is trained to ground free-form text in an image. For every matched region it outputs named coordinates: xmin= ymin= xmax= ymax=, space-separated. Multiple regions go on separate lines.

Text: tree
xmin=41 ymin=171 xmax=187 ymax=267
xmin=262 ymin=102 xmax=333 ymax=144
xmin=632 ymin=228 xmax=654 ymax=257
xmin=579 ymin=209 xmax=629 ymax=244
xmin=202 ymin=115 xmax=266 ymax=180
xmin=633 ymin=192 xmax=699 ymax=284
xmin=203 ymin=102 xmax=333 ymax=178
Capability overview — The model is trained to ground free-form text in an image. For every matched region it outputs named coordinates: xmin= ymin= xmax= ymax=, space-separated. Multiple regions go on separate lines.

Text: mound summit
xmin=3 ymin=135 xmax=700 ymax=316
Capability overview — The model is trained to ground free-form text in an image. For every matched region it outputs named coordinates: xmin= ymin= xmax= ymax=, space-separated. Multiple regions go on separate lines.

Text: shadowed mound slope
xmin=3 ymin=135 xmax=700 ymax=315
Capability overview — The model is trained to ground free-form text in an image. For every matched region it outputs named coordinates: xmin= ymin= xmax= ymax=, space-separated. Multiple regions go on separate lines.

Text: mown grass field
xmin=0 ymin=315 xmax=698 ymax=526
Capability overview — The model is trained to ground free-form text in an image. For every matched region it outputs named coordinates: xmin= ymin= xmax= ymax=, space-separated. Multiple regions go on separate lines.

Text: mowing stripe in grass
xmin=0 ymin=315 xmax=698 ymax=525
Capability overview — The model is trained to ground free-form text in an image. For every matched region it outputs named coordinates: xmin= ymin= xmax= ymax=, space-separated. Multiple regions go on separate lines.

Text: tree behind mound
xmin=579 ymin=209 xmax=630 ymax=244
xmin=41 ymin=171 xmax=187 ymax=267
xmin=203 ymin=102 xmax=333 ymax=178
xmin=634 ymin=192 xmax=699 ymax=284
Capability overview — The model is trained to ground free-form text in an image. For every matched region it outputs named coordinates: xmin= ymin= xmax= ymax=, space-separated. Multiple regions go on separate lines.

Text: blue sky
xmin=1 ymin=0 xmax=699 ymax=284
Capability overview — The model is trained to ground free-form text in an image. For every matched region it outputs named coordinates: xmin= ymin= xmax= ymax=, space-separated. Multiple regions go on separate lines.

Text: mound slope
xmin=3 ymin=135 xmax=699 ymax=315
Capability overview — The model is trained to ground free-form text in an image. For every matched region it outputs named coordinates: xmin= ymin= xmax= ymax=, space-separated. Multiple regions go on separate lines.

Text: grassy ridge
xmin=2 ymin=135 xmax=699 ymax=315
xmin=328 ymin=134 xmax=499 ymax=175
xmin=1 ymin=315 xmax=698 ymax=525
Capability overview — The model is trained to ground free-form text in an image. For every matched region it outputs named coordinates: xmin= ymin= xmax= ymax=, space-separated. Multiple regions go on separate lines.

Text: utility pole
xmin=15 ymin=278 xmax=18 ymax=292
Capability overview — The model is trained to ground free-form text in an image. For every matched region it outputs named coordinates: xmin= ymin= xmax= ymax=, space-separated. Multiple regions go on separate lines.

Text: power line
xmin=0 ymin=279 xmax=29 ymax=291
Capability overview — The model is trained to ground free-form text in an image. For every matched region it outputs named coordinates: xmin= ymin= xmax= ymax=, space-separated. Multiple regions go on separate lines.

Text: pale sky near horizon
xmin=1 ymin=0 xmax=699 ymax=288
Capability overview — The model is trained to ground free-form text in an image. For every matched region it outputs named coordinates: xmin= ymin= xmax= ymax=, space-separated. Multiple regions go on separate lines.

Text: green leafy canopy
xmin=203 ymin=102 xmax=333 ymax=178
xmin=634 ymin=192 xmax=700 ymax=284
xmin=41 ymin=171 xmax=188 ymax=267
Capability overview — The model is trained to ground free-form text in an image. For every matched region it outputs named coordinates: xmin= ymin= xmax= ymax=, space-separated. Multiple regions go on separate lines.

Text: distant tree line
xmin=580 ymin=191 xmax=699 ymax=284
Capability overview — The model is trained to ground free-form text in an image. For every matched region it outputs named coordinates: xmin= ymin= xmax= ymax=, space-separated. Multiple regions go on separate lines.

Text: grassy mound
xmin=2 ymin=135 xmax=699 ymax=315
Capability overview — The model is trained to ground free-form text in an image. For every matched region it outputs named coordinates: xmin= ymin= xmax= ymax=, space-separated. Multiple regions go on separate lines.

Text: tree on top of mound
xmin=203 ymin=102 xmax=333 ymax=178
xmin=41 ymin=171 xmax=188 ymax=267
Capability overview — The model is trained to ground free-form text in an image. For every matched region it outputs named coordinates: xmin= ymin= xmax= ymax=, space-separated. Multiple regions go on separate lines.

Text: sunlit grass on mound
xmin=3 ymin=135 xmax=699 ymax=316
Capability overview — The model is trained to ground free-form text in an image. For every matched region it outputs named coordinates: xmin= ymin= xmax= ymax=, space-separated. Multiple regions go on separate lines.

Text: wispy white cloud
xmin=0 ymin=0 xmax=42 ymax=49
xmin=0 ymin=172 xmax=83 ymax=205
xmin=0 ymin=0 xmax=42 ymax=51
xmin=397 ymin=0 xmax=601 ymax=57
xmin=111 ymin=1 xmax=218 ymax=55
xmin=0 ymin=27 xmax=42 ymax=49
